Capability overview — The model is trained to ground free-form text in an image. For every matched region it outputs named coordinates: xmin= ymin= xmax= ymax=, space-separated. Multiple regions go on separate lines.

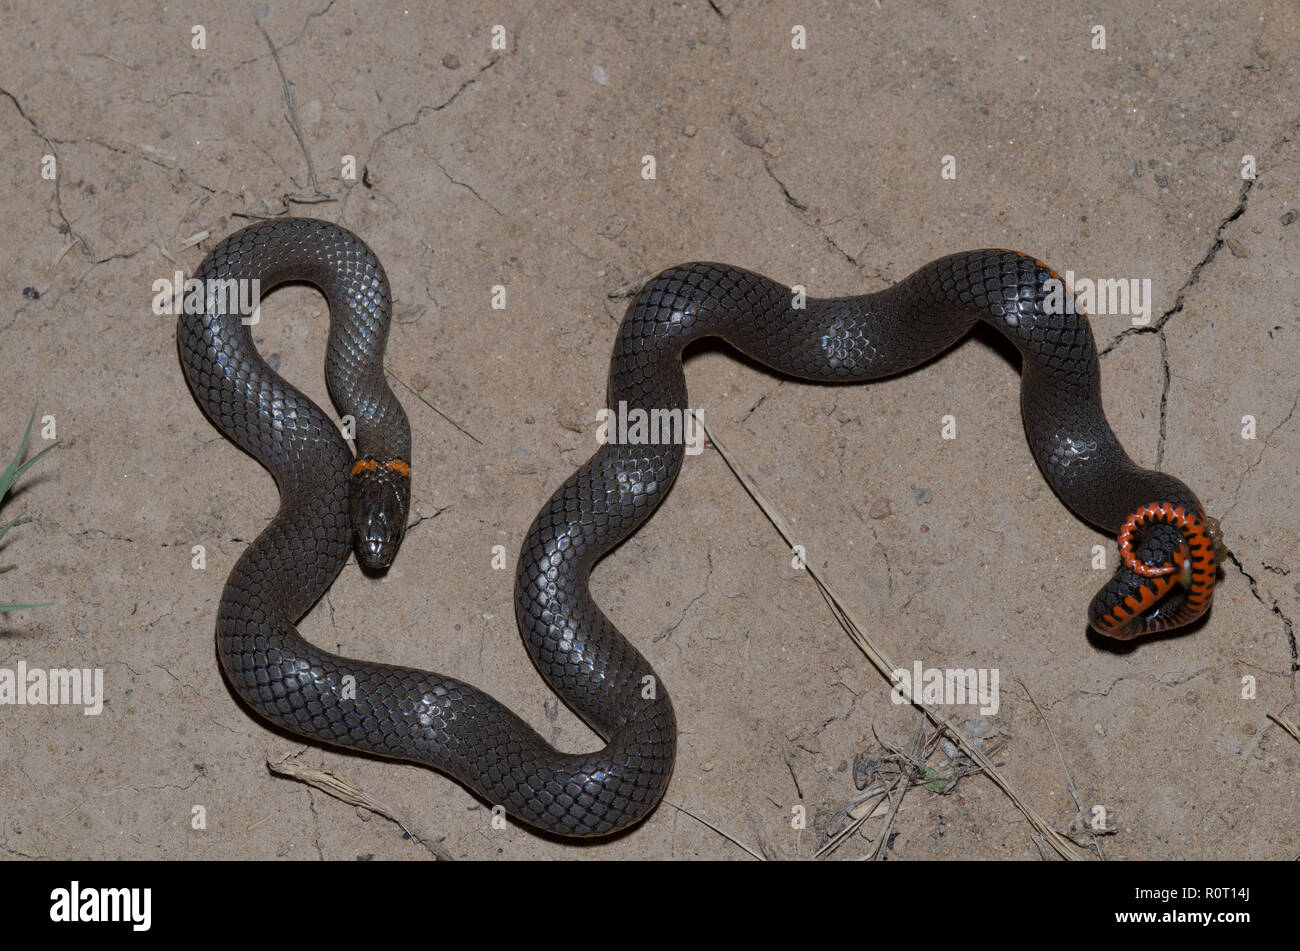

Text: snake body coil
xmin=178 ymin=218 xmax=1217 ymax=838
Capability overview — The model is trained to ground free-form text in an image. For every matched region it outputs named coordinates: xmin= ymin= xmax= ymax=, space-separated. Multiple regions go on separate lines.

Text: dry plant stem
xmin=1267 ymin=712 xmax=1300 ymax=744
xmin=660 ymin=800 xmax=765 ymax=860
xmin=697 ymin=414 xmax=1086 ymax=861
xmin=266 ymin=751 xmax=453 ymax=861
xmin=1019 ymin=679 xmax=1106 ymax=860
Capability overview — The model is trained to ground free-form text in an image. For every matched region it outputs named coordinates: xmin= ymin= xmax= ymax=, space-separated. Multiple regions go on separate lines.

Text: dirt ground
xmin=1 ymin=1 xmax=1297 ymax=861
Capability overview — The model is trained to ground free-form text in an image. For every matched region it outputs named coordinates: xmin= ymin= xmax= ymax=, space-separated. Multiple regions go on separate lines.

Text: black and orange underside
xmin=1095 ymin=502 xmax=1217 ymax=639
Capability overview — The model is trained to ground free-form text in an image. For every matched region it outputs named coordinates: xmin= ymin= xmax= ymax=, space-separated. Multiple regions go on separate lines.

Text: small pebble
xmin=76 ymin=622 xmax=90 ymax=634
xmin=441 ymin=54 xmax=460 ymax=69
xmin=683 ymin=124 xmax=696 ymax=137
xmin=869 ymin=498 xmax=891 ymax=519
xmin=592 ymin=64 xmax=608 ymax=86
xmin=1281 ymin=210 xmax=1297 ymax=226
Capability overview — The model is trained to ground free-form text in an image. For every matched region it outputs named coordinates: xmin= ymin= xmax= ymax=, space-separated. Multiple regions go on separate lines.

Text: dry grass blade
xmin=255 ymin=18 xmax=322 ymax=198
xmin=819 ymin=784 xmax=890 ymax=859
xmin=386 ymin=364 xmax=484 ymax=445
xmin=266 ymin=753 xmax=453 ymax=860
xmin=1267 ymin=712 xmax=1300 ymax=744
xmin=661 ymin=800 xmax=765 ymax=859
xmin=1020 ymin=679 xmax=1107 ymax=858
xmin=697 ymin=415 xmax=1085 ymax=861
xmin=821 ymin=718 xmax=991 ymax=859
xmin=863 ymin=781 xmax=907 ymax=861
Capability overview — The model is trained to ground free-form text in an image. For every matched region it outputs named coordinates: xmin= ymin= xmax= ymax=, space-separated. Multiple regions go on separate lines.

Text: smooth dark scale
xmin=180 ymin=224 xmax=1203 ymax=838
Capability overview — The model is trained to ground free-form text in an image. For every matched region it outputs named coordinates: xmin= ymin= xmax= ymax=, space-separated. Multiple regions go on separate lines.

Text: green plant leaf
xmin=0 ymin=410 xmax=37 ymax=495
xmin=0 ymin=510 xmax=25 ymax=546
xmin=6 ymin=441 xmax=56 ymax=490
xmin=923 ymin=766 xmax=950 ymax=793
xmin=1 ymin=410 xmax=56 ymax=498
xmin=1 ymin=409 xmax=56 ymax=613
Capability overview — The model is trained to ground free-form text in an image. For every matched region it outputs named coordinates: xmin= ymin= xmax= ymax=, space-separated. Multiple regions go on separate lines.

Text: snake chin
xmin=348 ymin=463 xmax=409 ymax=571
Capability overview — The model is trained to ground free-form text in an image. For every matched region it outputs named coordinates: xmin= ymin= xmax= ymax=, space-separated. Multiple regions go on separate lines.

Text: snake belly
xmin=178 ymin=218 xmax=1216 ymax=839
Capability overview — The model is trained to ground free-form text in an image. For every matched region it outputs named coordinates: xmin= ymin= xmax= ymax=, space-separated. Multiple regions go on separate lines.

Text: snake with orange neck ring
xmin=177 ymin=217 xmax=1219 ymax=837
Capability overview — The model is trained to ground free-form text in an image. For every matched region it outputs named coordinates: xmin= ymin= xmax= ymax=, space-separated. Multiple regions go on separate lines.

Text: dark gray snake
xmin=177 ymin=217 xmax=1218 ymax=838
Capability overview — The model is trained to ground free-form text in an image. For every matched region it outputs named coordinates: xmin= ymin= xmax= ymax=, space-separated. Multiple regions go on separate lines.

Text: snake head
xmin=1088 ymin=502 xmax=1218 ymax=640
xmin=348 ymin=457 xmax=412 ymax=571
